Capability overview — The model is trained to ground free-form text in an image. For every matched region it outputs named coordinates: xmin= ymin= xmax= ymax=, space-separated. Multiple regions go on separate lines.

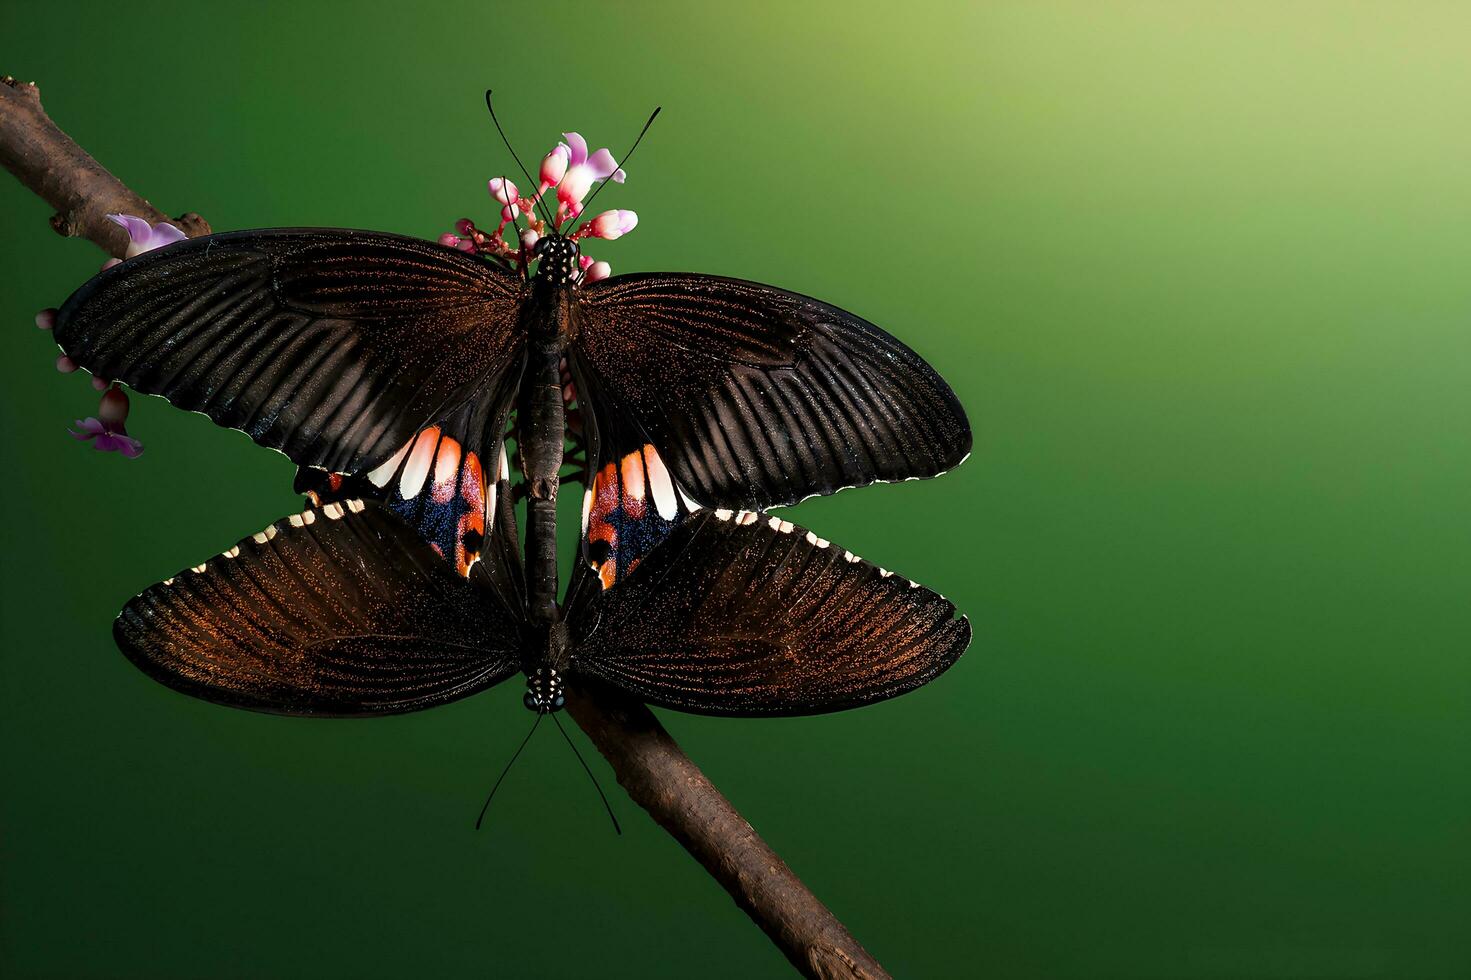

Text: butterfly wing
xmin=296 ymin=353 xmax=525 ymax=583
xmin=54 ymin=229 xmax=527 ymax=474
xmin=571 ymin=272 xmax=971 ymax=510
xmin=114 ymin=501 xmax=525 ymax=717
xmin=572 ymin=360 xmax=696 ymax=592
xmin=567 ymin=509 xmax=970 ymax=717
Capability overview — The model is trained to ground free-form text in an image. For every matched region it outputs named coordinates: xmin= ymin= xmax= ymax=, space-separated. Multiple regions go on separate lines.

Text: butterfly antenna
xmin=552 ymin=711 xmax=622 ymax=836
xmin=474 ymin=711 xmax=544 ymax=830
xmin=484 ymin=90 xmax=557 ymax=229
xmin=573 ymin=106 xmax=662 ymax=229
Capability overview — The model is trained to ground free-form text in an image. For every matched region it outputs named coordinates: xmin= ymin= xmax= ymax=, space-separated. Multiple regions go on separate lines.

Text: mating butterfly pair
xmin=55 ymin=222 xmax=972 ymax=718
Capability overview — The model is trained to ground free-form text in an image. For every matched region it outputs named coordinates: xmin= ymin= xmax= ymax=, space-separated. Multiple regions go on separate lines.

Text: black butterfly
xmin=54 ymin=103 xmax=972 ymax=720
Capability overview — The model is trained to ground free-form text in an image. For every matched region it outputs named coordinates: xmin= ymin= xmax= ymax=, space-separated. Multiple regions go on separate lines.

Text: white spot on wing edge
xmin=346 ymin=498 xmax=366 ymax=513
xmin=715 ymin=508 xmax=734 ymax=521
xmin=367 ymin=441 xmax=411 ymax=488
xmin=581 ymin=488 xmax=593 ymax=534
xmin=399 ymin=433 xmax=435 ymax=499
xmin=322 ymin=502 xmax=345 ymax=520
xmin=644 ymin=446 xmax=680 ymax=520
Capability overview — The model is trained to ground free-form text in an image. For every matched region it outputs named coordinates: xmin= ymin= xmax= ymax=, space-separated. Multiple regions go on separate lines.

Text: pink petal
xmin=540 ymin=145 xmax=569 ymax=185
xmin=69 ymin=418 xmax=106 ymax=439
xmin=107 ymin=213 xmax=153 ymax=242
xmin=557 ymin=166 xmax=595 ymax=208
xmin=583 ymin=261 xmax=612 ymax=283
xmin=35 ymin=308 xmax=56 ymax=330
xmin=93 ymin=432 xmax=145 ymax=457
xmin=586 ymin=209 xmax=638 ymax=240
xmin=144 ymin=223 xmax=187 ymax=250
xmin=56 ymin=355 xmax=77 ymax=373
xmin=561 ymin=132 xmax=589 ymax=166
xmin=585 ymin=148 xmax=620 ymax=181
xmin=488 ymin=177 xmax=518 ymax=206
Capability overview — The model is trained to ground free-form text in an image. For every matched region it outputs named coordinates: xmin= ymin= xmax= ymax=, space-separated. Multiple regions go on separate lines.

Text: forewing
xmin=114 ymin=501 xmax=525 ymax=716
xmin=55 ymin=229 xmax=527 ymax=474
xmin=573 ymin=272 xmax=971 ymax=510
xmin=569 ymin=510 xmax=970 ymax=716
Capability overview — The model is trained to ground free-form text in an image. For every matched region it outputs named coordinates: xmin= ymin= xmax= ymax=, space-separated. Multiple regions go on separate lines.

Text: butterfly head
xmin=532 ymin=234 xmax=581 ymax=287
xmin=523 ymin=667 xmax=566 ymax=713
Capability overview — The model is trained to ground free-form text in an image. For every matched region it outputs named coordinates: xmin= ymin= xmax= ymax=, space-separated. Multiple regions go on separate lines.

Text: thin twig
xmin=0 ymin=76 xmax=890 ymax=980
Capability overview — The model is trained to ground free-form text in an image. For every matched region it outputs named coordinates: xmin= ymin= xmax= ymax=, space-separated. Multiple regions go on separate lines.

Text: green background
xmin=3 ymin=2 xmax=1468 ymax=977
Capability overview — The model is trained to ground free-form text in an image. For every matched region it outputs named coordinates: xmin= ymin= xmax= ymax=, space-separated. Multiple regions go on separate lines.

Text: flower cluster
xmin=39 ymin=213 xmax=185 ymax=458
xmin=438 ymin=131 xmax=637 ymax=283
xmin=69 ymin=386 xmax=144 ymax=458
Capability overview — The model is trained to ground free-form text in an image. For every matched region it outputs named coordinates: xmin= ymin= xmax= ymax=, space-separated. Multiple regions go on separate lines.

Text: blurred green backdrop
xmin=3 ymin=2 xmax=1468 ymax=977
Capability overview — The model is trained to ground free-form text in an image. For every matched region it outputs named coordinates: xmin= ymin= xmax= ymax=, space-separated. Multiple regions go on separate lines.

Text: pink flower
xmin=555 ymin=132 xmax=625 ymax=217
xmin=107 ymin=214 xmax=187 ymax=258
xmin=539 ymin=144 xmax=569 ymax=187
xmin=487 ymin=177 xmax=521 ymax=223
xmin=583 ymin=260 xmax=612 ymax=283
xmin=583 ymin=209 xmax=638 ymax=240
xmin=441 ymin=125 xmax=640 ymax=275
xmin=69 ymin=386 xmax=143 ymax=458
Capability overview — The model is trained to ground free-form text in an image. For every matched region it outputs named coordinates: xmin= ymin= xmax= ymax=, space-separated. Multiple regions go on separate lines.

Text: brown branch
xmin=1 ymin=77 xmax=890 ymax=980
xmin=0 ymin=76 xmax=209 ymax=257
xmin=568 ymin=689 xmax=889 ymax=979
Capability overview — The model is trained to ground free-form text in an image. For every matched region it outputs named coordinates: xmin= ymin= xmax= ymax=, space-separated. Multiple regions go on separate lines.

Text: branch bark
xmin=1 ymin=76 xmax=889 ymax=980
xmin=0 ymin=75 xmax=209 ymax=255
xmin=568 ymin=689 xmax=889 ymax=979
